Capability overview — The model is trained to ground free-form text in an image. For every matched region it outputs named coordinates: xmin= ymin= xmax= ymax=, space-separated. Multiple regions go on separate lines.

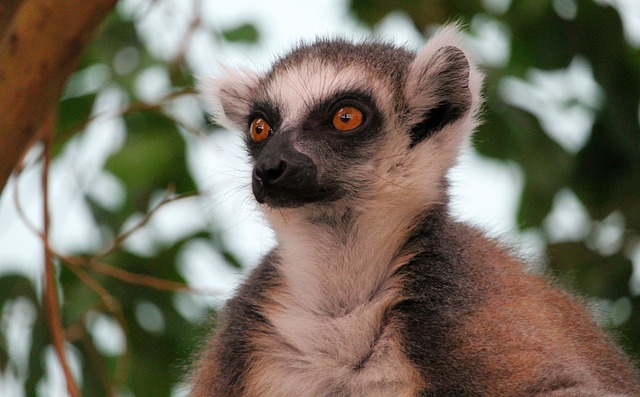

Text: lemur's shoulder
xmin=397 ymin=210 xmax=640 ymax=394
xmin=189 ymin=251 xmax=282 ymax=397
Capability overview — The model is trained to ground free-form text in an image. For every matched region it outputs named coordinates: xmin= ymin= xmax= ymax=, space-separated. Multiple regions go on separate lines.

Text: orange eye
xmin=332 ymin=106 xmax=363 ymax=131
xmin=250 ymin=118 xmax=271 ymax=142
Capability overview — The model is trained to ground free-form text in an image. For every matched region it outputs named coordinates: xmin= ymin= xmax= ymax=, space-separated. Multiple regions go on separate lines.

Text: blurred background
xmin=0 ymin=0 xmax=639 ymax=395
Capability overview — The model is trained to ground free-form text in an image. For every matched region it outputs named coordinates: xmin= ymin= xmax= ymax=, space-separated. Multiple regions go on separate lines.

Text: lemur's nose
xmin=254 ymin=159 xmax=287 ymax=187
xmin=250 ymin=129 xmax=324 ymax=207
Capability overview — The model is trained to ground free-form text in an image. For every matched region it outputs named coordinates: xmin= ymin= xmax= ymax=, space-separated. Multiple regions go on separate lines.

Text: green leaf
xmin=105 ymin=110 xmax=197 ymax=213
xmin=222 ymin=23 xmax=259 ymax=43
xmin=547 ymin=241 xmax=633 ymax=300
xmin=57 ymin=94 xmax=97 ymax=134
xmin=53 ymin=93 xmax=97 ymax=156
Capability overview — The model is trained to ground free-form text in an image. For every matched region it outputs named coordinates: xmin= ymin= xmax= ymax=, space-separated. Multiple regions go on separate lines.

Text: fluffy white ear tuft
xmin=197 ymin=64 xmax=261 ymax=131
xmin=404 ymin=23 xmax=483 ymax=147
xmin=410 ymin=23 xmax=483 ymax=106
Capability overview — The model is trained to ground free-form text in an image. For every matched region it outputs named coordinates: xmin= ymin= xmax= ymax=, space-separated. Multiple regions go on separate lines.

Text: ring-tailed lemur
xmin=191 ymin=25 xmax=640 ymax=396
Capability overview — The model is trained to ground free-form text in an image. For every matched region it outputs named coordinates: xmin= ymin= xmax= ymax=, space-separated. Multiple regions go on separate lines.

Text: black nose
xmin=250 ymin=130 xmax=331 ymax=207
xmin=254 ymin=160 xmax=287 ymax=187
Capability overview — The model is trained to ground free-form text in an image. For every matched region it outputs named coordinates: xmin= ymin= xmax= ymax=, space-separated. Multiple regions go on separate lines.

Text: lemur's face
xmin=243 ymin=86 xmax=384 ymax=207
xmin=202 ymin=30 xmax=481 ymax=210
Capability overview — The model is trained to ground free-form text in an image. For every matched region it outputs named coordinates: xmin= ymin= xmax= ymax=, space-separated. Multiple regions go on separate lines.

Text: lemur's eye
xmin=332 ymin=106 xmax=363 ymax=131
xmin=250 ymin=118 xmax=271 ymax=142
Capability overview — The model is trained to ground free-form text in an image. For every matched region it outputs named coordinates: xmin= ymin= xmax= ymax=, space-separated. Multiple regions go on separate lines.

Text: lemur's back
xmin=395 ymin=209 xmax=640 ymax=395
xmin=192 ymin=24 xmax=640 ymax=396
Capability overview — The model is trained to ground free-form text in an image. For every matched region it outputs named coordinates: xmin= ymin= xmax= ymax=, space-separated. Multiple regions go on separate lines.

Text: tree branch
xmin=64 ymin=255 xmax=220 ymax=296
xmin=63 ymin=260 xmax=131 ymax=388
xmin=0 ymin=0 xmax=117 ymax=194
xmin=40 ymin=110 xmax=81 ymax=397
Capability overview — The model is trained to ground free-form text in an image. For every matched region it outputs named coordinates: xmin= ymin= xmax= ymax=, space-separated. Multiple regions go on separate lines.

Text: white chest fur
xmin=247 ymin=285 xmax=420 ymax=397
xmin=243 ymin=207 xmax=424 ymax=397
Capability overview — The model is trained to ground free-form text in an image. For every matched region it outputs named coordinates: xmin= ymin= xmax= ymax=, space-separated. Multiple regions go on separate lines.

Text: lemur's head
xmin=200 ymin=25 xmax=482 ymax=214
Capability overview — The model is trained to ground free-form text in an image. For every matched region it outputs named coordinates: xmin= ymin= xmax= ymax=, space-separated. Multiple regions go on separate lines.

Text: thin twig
xmin=55 ymin=88 xmax=200 ymax=145
xmin=64 ymin=310 xmax=117 ymax=397
xmin=15 ymin=169 xmax=217 ymax=296
xmin=63 ymin=259 xmax=130 ymax=386
xmin=40 ymin=110 xmax=81 ymax=397
xmin=63 ymin=254 xmax=219 ymax=296
xmin=78 ymin=331 xmax=117 ymax=397
xmin=64 ymin=260 xmax=123 ymax=320
xmin=14 ymin=167 xmax=215 ymax=296
xmin=96 ymin=187 xmax=199 ymax=258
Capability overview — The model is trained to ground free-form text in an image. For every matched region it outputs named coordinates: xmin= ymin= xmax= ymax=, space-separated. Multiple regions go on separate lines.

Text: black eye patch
xmin=246 ymin=102 xmax=282 ymax=131
xmin=302 ymin=91 xmax=381 ymax=139
xmin=245 ymin=102 xmax=282 ymax=154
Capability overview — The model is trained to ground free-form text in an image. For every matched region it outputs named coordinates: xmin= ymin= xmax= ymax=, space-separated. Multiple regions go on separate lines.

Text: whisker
xmin=369 ymin=172 xmax=419 ymax=191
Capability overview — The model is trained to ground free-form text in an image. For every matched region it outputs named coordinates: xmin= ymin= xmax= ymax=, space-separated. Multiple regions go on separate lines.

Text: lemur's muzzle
xmin=252 ymin=131 xmax=331 ymax=208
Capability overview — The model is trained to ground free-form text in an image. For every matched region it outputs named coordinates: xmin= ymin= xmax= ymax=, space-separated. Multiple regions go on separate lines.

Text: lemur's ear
xmin=198 ymin=65 xmax=260 ymax=131
xmin=404 ymin=25 xmax=482 ymax=148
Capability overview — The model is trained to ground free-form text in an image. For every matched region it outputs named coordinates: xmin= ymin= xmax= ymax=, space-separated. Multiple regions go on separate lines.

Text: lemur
xmin=191 ymin=25 xmax=640 ymax=396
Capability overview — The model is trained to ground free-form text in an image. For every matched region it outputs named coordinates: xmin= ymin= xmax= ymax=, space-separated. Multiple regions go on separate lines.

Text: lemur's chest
xmin=243 ymin=261 xmax=423 ymax=397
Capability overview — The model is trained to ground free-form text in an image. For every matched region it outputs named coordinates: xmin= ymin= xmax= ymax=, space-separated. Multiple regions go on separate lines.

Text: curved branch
xmin=0 ymin=0 xmax=117 ymax=194
xmin=40 ymin=110 xmax=80 ymax=397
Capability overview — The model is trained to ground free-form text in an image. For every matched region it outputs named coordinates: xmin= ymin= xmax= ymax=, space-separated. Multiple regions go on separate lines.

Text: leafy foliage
xmin=222 ymin=23 xmax=260 ymax=44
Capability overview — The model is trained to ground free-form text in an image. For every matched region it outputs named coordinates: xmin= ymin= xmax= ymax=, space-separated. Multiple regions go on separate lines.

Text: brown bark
xmin=0 ymin=0 xmax=23 ymax=38
xmin=0 ymin=0 xmax=118 ymax=194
